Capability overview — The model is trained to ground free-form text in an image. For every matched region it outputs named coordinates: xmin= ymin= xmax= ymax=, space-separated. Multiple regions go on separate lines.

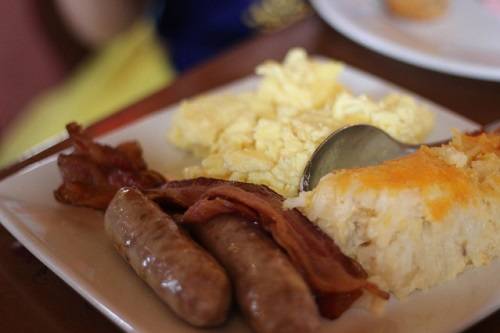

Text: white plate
xmin=1 ymin=65 xmax=496 ymax=333
xmin=312 ymin=0 xmax=500 ymax=81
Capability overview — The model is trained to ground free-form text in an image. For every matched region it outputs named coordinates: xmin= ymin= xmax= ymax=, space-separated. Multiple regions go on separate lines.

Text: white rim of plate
xmin=311 ymin=0 xmax=500 ymax=82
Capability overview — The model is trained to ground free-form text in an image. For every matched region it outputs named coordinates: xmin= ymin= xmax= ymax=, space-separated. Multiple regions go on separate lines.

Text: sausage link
xmin=192 ymin=214 xmax=321 ymax=333
xmin=104 ymin=188 xmax=231 ymax=327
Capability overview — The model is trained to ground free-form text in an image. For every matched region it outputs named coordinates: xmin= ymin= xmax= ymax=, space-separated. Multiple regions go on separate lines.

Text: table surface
xmin=0 ymin=13 xmax=499 ymax=333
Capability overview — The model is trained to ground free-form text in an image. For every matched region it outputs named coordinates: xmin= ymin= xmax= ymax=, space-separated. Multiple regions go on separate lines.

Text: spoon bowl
xmin=300 ymin=124 xmax=434 ymax=192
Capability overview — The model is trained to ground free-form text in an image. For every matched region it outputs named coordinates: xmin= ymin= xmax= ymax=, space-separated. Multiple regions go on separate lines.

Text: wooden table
xmin=0 ymin=14 xmax=499 ymax=332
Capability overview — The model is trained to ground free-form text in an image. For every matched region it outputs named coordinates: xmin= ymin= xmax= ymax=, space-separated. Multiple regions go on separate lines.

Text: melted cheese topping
xmin=334 ymin=147 xmax=473 ymax=220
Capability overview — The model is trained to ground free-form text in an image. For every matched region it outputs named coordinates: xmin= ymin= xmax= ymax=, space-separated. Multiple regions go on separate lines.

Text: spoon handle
xmin=407 ymin=119 xmax=500 ymax=153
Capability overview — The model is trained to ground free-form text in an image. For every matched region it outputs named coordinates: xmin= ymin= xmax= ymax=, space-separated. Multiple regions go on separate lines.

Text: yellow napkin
xmin=0 ymin=19 xmax=175 ymax=167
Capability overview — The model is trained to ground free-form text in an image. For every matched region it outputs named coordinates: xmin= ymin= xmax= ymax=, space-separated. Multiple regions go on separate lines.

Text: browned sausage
xmin=104 ymin=187 xmax=231 ymax=327
xmin=191 ymin=214 xmax=321 ymax=333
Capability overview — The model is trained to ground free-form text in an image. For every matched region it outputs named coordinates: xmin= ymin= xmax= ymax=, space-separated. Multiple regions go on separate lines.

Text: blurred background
xmin=2 ymin=0 xmax=498 ymax=168
xmin=0 ymin=1 xmax=87 ymax=142
xmin=0 ymin=0 xmax=309 ymax=167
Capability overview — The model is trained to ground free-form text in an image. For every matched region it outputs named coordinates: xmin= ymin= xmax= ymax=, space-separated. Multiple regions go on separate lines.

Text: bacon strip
xmin=316 ymin=290 xmax=363 ymax=319
xmin=182 ymin=198 xmax=258 ymax=224
xmin=54 ymin=123 xmax=165 ymax=210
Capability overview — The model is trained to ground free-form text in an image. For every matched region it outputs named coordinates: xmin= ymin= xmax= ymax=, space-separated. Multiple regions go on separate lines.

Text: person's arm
xmin=54 ymin=0 xmax=147 ymax=48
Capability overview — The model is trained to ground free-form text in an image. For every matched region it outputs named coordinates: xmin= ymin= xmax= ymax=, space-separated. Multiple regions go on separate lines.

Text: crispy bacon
xmin=54 ymin=123 xmax=165 ymax=210
xmin=182 ymin=198 xmax=259 ymax=223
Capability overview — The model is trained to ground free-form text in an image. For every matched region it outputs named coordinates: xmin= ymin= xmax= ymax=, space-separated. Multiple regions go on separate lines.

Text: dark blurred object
xmin=157 ymin=0 xmax=254 ymax=71
xmin=156 ymin=0 xmax=310 ymax=71
xmin=0 ymin=0 xmax=87 ymax=139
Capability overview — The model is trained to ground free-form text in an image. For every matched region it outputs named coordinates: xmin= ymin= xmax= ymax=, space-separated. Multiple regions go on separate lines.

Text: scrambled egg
xmin=168 ymin=49 xmax=435 ymax=197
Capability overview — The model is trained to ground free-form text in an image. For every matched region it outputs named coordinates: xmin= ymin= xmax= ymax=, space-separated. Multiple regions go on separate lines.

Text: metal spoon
xmin=300 ymin=121 xmax=500 ymax=192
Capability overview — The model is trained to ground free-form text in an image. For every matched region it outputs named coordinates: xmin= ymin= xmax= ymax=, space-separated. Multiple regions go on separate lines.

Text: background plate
xmin=312 ymin=0 xmax=500 ymax=81
xmin=1 ymin=64 xmax=495 ymax=333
